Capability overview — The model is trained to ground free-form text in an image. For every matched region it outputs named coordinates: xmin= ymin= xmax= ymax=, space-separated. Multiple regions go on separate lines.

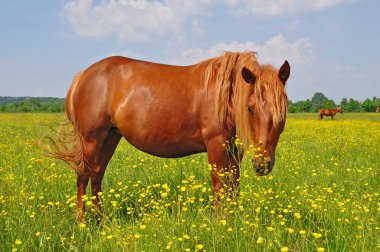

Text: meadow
xmin=0 ymin=113 xmax=379 ymax=251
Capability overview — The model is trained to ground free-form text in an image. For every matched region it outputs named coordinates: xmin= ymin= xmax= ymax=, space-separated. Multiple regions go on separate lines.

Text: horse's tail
xmin=43 ymin=71 xmax=85 ymax=175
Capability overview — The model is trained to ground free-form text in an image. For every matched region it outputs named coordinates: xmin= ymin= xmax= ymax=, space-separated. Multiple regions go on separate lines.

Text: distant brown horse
xmin=48 ymin=51 xmax=290 ymax=218
xmin=376 ymin=107 xmax=380 ymax=112
xmin=319 ymin=108 xmax=343 ymax=120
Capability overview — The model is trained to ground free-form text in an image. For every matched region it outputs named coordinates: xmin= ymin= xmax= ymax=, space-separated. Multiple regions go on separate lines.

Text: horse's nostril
xmin=252 ymin=156 xmax=275 ymax=176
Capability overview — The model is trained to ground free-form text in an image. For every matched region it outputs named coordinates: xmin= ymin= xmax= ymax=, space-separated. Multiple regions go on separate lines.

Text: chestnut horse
xmin=376 ymin=107 xmax=380 ymax=112
xmin=319 ymin=108 xmax=343 ymax=120
xmin=49 ymin=51 xmax=290 ymax=218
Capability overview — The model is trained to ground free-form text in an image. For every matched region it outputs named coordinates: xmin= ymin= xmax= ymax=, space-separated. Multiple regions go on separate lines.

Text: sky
xmin=0 ymin=0 xmax=379 ymax=103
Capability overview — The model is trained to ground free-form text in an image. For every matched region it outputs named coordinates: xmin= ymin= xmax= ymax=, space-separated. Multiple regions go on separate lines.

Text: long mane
xmin=195 ymin=51 xmax=288 ymax=149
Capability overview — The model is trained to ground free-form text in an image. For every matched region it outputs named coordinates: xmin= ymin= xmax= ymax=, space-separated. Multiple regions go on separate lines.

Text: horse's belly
xmin=125 ymin=135 xmax=206 ymax=158
xmin=118 ymin=121 xmax=206 ymax=158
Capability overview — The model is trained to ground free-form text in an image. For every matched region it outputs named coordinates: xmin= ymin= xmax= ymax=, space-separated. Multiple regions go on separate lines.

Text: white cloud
xmin=63 ymin=0 xmax=352 ymax=41
xmin=231 ymin=0 xmax=349 ymax=17
xmin=169 ymin=34 xmax=313 ymax=66
xmin=63 ymin=0 xmax=212 ymax=41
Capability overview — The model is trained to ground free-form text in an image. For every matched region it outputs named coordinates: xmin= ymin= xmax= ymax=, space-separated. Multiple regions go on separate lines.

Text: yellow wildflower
xmin=257 ymin=236 xmax=264 ymax=244
xmin=267 ymin=227 xmax=275 ymax=232
xmin=196 ymin=244 xmax=204 ymax=250
xmin=312 ymin=233 xmax=322 ymax=239
xmin=287 ymin=228 xmax=295 ymax=234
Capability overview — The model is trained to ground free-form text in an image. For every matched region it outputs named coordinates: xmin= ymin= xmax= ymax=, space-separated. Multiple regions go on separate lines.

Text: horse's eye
xmin=248 ymin=106 xmax=253 ymax=113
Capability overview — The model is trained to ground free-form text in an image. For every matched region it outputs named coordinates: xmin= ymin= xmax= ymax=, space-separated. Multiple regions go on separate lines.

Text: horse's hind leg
xmin=76 ymin=129 xmax=112 ymax=219
xmin=76 ymin=170 xmax=90 ymax=220
xmin=90 ymin=130 xmax=121 ymax=216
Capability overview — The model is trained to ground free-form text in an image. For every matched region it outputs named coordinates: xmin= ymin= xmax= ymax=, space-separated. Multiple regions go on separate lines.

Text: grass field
xmin=0 ymin=113 xmax=379 ymax=251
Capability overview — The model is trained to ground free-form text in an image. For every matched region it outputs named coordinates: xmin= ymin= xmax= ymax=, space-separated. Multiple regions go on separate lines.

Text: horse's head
xmin=337 ymin=108 xmax=343 ymax=114
xmin=241 ymin=61 xmax=290 ymax=176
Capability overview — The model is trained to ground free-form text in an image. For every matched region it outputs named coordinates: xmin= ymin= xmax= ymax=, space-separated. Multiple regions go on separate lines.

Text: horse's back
xmin=69 ymin=56 xmax=193 ymax=122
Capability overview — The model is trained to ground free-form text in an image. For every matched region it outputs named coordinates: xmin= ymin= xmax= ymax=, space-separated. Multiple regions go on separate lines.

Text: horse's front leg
xmin=205 ymin=136 xmax=242 ymax=204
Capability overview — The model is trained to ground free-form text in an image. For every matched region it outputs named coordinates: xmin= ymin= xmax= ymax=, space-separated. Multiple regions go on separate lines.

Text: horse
xmin=318 ymin=107 xmax=343 ymax=120
xmin=376 ymin=107 xmax=380 ymax=112
xmin=48 ymin=51 xmax=290 ymax=218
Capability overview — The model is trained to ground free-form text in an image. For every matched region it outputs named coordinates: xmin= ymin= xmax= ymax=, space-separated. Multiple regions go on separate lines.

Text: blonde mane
xmin=195 ymin=51 xmax=288 ymax=149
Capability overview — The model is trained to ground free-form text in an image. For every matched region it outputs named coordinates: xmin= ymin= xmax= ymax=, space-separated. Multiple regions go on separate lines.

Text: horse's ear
xmin=241 ymin=67 xmax=256 ymax=84
xmin=279 ymin=60 xmax=290 ymax=84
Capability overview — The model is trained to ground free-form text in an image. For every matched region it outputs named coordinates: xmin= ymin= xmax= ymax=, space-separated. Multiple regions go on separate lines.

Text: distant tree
xmin=29 ymin=98 xmax=42 ymax=112
xmin=0 ymin=96 xmax=65 ymax=113
xmin=311 ymin=92 xmax=328 ymax=112
xmin=323 ymin=99 xmax=337 ymax=108
xmin=20 ymin=102 xmax=31 ymax=112
xmin=372 ymin=96 xmax=380 ymax=107
xmin=46 ymin=101 xmax=64 ymax=112
xmin=361 ymin=98 xmax=375 ymax=112
xmin=346 ymin=98 xmax=361 ymax=112
xmin=302 ymin=99 xmax=312 ymax=112
xmin=340 ymin=98 xmax=348 ymax=110
xmin=4 ymin=103 xmax=17 ymax=112
xmin=288 ymin=100 xmax=296 ymax=113
xmin=289 ymin=100 xmax=312 ymax=112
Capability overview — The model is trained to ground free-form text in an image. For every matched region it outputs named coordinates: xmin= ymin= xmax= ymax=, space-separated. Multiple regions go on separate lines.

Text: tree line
xmin=0 ymin=97 xmax=65 ymax=113
xmin=288 ymin=92 xmax=380 ymax=113
xmin=0 ymin=93 xmax=379 ymax=113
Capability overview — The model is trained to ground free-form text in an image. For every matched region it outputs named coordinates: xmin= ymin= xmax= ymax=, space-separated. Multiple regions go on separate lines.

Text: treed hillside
xmin=0 ymin=97 xmax=65 ymax=112
xmin=288 ymin=92 xmax=380 ymax=113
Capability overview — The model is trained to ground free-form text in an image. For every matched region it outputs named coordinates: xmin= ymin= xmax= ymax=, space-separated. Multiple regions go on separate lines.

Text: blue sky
xmin=0 ymin=0 xmax=379 ymax=102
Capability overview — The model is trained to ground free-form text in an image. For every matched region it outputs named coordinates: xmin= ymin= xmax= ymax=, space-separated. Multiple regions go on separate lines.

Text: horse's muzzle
xmin=252 ymin=157 xmax=275 ymax=176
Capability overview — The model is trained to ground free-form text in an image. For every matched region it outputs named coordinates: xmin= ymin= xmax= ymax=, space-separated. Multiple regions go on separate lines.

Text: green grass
xmin=0 ymin=113 xmax=379 ymax=251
